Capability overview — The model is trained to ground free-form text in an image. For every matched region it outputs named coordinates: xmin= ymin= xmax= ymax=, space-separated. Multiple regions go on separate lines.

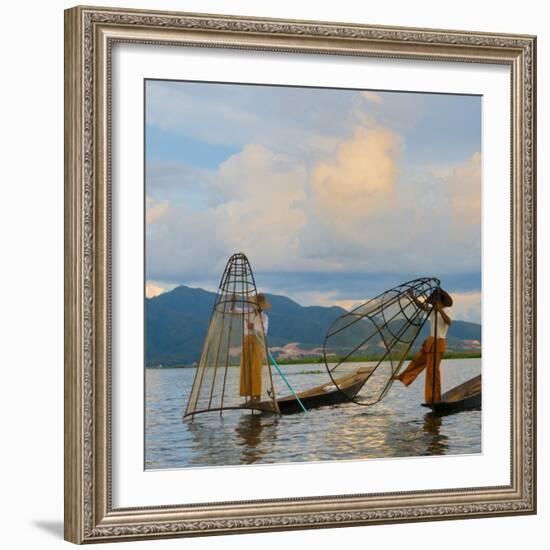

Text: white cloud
xmin=299 ymin=290 xmax=481 ymax=323
xmin=146 ymin=140 xmax=482 ymax=283
xmin=258 ymin=285 xmax=480 ymax=323
xmin=295 ymin=149 xmax=481 ymax=275
xmin=144 ymin=81 xmax=481 ymax=319
xmin=310 ymin=125 xmax=402 ymax=224
xmin=448 ymin=291 xmax=482 ymax=323
xmin=145 ymin=81 xmax=482 ymax=294
xmin=146 ymin=81 xmax=352 ymax=158
xmin=146 ymin=144 xmax=309 ymax=280
xmin=282 ymin=289 xmax=361 ymax=311
xmin=212 ymin=144 xmax=308 ymax=270
xmin=146 ymin=161 xmax=210 ymax=193
xmin=146 ymin=83 xmax=260 ymax=148
xmin=146 ymin=196 xmax=169 ymax=225
xmin=448 ymin=152 xmax=481 ymax=225
xmin=145 ymin=282 xmax=165 ymax=298
xmin=360 ymin=91 xmax=384 ymax=104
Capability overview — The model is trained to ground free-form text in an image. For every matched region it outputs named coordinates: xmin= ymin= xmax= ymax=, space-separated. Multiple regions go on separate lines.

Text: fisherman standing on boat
xmin=232 ymin=293 xmax=271 ymax=404
xmin=393 ymin=287 xmax=453 ymax=403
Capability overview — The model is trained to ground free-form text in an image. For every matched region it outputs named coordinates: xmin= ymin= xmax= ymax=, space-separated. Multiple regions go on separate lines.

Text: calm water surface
xmin=146 ymin=359 xmax=481 ymax=469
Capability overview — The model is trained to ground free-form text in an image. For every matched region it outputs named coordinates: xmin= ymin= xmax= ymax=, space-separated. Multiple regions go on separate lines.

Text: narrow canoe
xmin=276 ymin=366 xmax=374 ymax=415
xmin=421 ymin=374 xmax=481 ymax=413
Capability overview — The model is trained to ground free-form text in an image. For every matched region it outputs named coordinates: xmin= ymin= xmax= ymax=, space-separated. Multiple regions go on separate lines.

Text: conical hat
xmin=256 ymin=293 xmax=271 ymax=310
xmin=429 ymin=288 xmax=453 ymax=307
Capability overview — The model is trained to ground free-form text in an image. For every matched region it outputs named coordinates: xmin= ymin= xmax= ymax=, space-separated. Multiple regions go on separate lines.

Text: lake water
xmin=145 ymin=359 xmax=481 ymax=469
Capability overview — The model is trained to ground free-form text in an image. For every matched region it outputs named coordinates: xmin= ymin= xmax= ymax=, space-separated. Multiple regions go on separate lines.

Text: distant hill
xmin=145 ymin=285 xmax=481 ymax=366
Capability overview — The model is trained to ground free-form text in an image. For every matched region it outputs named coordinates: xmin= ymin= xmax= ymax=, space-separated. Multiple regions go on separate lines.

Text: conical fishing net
xmin=184 ymin=253 xmax=279 ymax=418
xmin=323 ymin=277 xmax=440 ymax=406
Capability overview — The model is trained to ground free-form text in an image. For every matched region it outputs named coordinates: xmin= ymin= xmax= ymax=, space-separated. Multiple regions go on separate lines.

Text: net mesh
xmin=184 ymin=253 xmax=279 ymax=418
xmin=323 ymin=277 xmax=440 ymax=405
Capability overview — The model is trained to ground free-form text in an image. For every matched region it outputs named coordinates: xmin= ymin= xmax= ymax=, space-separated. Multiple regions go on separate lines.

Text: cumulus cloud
xmin=146 ymin=144 xmax=309 ymax=280
xmin=146 ymin=139 xmax=482 ymax=283
xmin=448 ymin=152 xmax=481 ymax=225
xmin=145 ymin=82 xmax=481 ymax=323
xmin=146 ymin=282 xmax=166 ymax=298
xmin=291 ymin=133 xmax=477 ymax=277
xmin=448 ymin=291 xmax=482 ymax=323
xmin=211 ymin=144 xmax=307 ymax=270
xmin=146 ymin=196 xmax=169 ymax=225
xmin=145 ymin=280 xmax=179 ymax=298
xmin=310 ymin=125 xmax=402 ymax=224
xmin=361 ymin=91 xmax=384 ymax=104
xmin=146 ymin=161 xmax=209 ymax=193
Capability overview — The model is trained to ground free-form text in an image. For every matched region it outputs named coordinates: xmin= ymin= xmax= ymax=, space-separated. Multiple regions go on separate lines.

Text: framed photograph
xmin=64 ymin=5 xmax=536 ymax=544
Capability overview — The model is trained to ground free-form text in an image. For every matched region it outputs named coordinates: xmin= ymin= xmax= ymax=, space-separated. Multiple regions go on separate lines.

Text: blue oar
xmin=268 ymin=351 xmax=307 ymax=413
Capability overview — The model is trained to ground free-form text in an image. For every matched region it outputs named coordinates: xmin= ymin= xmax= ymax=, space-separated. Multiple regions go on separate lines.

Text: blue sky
xmin=145 ymin=80 xmax=482 ymax=322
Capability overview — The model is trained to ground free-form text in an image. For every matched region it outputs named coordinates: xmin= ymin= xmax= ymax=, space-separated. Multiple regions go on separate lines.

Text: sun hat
xmin=256 ymin=293 xmax=272 ymax=310
xmin=428 ymin=287 xmax=453 ymax=308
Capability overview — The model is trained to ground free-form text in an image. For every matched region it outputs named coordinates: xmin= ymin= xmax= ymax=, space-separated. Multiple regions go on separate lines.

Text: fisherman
xmin=232 ymin=293 xmax=271 ymax=403
xmin=393 ymin=287 xmax=453 ymax=403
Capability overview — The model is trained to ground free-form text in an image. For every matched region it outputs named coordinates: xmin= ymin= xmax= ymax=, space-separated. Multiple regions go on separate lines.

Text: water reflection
xmin=146 ymin=359 xmax=481 ymax=469
xmin=234 ymin=413 xmax=280 ymax=464
xmin=422 ymin=412 xmax=448 ymax=456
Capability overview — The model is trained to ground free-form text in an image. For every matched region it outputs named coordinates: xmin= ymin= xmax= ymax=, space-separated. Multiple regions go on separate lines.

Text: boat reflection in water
xmin=146 ymin=359 xmax=481 ymax=469
xmin=422 ymin=412 xmax=449 ymax=456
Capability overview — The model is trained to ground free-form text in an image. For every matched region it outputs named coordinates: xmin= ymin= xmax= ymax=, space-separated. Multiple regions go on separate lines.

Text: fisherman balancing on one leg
xmin=393 ymin=287 xmax=453 ymax=404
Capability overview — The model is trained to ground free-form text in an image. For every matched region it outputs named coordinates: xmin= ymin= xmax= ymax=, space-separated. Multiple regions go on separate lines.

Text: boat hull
xmin=277 ymin=378 xmax=366 ymax=414
xmin=421 ymin=374 xmax=481 ymax=414
xmin=276 ymin=367 xmax=373 ymax=415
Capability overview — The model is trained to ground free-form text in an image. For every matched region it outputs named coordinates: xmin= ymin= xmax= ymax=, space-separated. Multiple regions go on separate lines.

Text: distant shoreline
xmin=146 ymin=350 xmax=482 ymax=369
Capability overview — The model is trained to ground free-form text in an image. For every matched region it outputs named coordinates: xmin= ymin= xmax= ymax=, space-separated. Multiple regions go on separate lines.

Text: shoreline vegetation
xmin=147 ymin=350 xmax=482 ymax=369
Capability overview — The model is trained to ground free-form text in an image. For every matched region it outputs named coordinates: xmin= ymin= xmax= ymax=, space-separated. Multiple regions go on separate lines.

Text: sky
xmin=145 ymin=80 xmax=482 ymax=323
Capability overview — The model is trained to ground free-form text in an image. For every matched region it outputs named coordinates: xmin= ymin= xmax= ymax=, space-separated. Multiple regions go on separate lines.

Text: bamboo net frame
xmin=323 ymin=277 xmax=440 ymax=406
xmin=184 ymin=253 xmax=279 ymax=418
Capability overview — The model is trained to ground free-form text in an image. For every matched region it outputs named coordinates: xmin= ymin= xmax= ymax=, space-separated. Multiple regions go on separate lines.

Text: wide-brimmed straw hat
xmin=256 ymin=293 xmax=272 ymax=310
xmin=428 ymin=287 xmax=453 ymax=308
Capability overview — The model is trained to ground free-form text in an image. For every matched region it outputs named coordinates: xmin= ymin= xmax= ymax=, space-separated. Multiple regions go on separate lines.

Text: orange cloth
xmin=239 ymin=334 xmax=263 ymax=398
xmin=396 ymin=336 xmax=447 ymax=403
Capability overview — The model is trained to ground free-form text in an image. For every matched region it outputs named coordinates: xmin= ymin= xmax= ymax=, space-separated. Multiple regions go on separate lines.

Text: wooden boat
xmin=421 ymin=374 xmax=481 ymax=413
xmin=275 ymin=366 xmax=374 ymax=414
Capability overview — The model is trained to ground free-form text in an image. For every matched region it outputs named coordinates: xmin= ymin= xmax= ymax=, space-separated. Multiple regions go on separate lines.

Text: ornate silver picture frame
xmin=64 ymin=5 xmax=536 ymax=544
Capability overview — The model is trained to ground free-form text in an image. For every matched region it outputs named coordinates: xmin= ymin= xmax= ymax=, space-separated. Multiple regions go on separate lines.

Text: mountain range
xmin=146 ymin=285 xmax=481 ymax=366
